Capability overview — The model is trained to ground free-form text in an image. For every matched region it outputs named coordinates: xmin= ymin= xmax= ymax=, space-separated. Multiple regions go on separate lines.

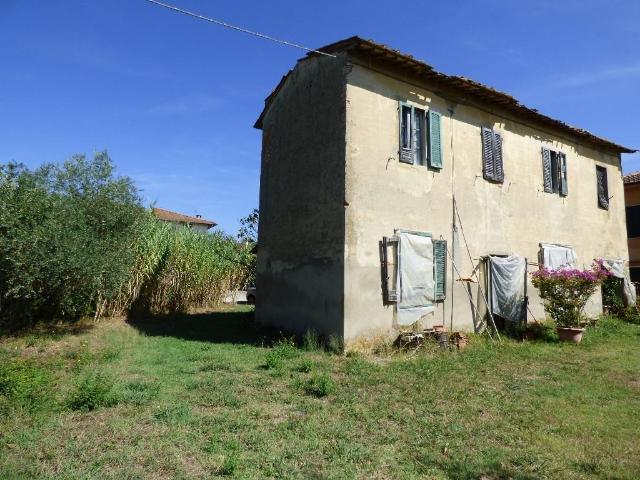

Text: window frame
xmin=596 ymin=165 xmax=609 ymax=210
xmin=380 ymin=230 xmax=447 ymax=304
xmin=542 ymin=147 xmax=568 ymax=197
xmin=399 ymin=102 xmax=437 ymax=167
xmin=482 ymin=127 xmax=504 ymax=183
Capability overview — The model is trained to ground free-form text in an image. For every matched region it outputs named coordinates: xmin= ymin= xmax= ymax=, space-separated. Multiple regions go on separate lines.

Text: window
xmin=482 ymin=127 xmax=503 ymax=183
xmin=380 ymin=233 xmax=447 ymax=304
xmin=398 ymin=102 xmax=443 ymax=169
xmin=542 ymin=148 xmax=568 ymax=196
xmin=626 ymin=205 xmax=640 ymax=237
xmin=596 ymin=165 xmax=609 ymax=210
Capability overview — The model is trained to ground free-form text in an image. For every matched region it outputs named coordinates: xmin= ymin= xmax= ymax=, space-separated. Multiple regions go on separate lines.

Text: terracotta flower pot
xmin=556 ymin=327 xmax=585 ymax=343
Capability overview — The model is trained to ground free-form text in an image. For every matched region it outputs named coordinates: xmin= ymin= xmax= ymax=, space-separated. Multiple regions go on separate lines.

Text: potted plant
xmin=531 ymin=262 xmax=609 ymax=343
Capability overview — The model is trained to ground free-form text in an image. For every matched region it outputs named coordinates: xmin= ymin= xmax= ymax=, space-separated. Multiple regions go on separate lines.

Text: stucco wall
xmin=256 ymin=54 xmax=348 ymax=337
xmin=343 ymin=62 xmax=628 ymax=342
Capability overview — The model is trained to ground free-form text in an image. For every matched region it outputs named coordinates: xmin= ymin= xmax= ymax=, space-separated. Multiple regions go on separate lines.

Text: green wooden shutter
xmin=433 ymin=239 xmax=447 ymax=301
xmin=559 ymin=153 xmax=568 ymax=197
xmin=428 ymin=110 xmax=443 ymax=169
xmin=542 ymin=147 xmax=553 ymax=193
xmin=414 ymin=108 xmax=425 ymax=165
xmin=482 ymin=127 xmax=495 ymax=180
xmin=492 ymin=132 xmax=504 ymax=182
xmin=399 ymin=102 xmax=413 ymax=164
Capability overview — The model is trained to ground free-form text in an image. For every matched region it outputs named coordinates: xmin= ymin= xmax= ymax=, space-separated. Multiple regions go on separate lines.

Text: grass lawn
xmin=1 ymin=307 xmax=639 ymax=479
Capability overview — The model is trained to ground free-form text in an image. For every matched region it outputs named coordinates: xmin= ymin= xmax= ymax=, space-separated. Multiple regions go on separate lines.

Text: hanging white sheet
xmin=602 ymin=259 xmax=637 ymax=306
xmin=541 ymin=243 xmax=577 ymax=270
xmin=396 ymin=232 xmax=435 ymax=326
xmin=489 ymin=255 xmax=526 ymax=323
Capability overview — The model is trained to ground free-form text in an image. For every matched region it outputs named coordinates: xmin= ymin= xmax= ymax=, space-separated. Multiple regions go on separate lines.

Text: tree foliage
xmin=0 ymin=152 xmax=254 ymax=332
xmin=0 ymin=152 xmax=142 ymax=330
xmin=237 ymin=208 xmax=258 ymax=244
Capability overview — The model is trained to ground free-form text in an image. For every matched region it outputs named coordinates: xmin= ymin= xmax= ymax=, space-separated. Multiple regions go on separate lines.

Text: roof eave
xmin=254 ymin=36 xmax=636 ymax=154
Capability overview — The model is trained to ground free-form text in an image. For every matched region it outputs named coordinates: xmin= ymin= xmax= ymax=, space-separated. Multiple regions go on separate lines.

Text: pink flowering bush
xmin=531 ymin=262 xmax=610 ymax=328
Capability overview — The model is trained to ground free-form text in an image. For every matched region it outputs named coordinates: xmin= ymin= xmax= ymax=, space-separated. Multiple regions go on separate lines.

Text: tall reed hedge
xmin=0 ymin=153 xmax=253 ymax=332
xmin=106 ymin=213 xmax=254 ymax=317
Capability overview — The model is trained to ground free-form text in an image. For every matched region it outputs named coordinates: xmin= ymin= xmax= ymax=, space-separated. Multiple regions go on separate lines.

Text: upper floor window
xmin=596 ymin=165 xmax=609 ymax=210
xmin=482 ymin=127 xmax=503 ymax=183
xmin=399 ymin=102 xmax=442 ymax=169
xmin=542 ymin=148 xmax=568 ymax=196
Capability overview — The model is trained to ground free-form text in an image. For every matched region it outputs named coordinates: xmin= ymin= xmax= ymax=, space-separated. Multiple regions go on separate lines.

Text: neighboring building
xmin=152 ymin=207 xmax=216 ymax=233
xmin=254 ymin=36 xmax=636 ymax=345
xmin=624 ymin=173 xmax=640 ymax=282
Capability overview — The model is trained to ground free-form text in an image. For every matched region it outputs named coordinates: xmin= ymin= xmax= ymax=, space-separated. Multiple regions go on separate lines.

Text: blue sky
xmin=1 ymin=0 xmax=639 ymax=233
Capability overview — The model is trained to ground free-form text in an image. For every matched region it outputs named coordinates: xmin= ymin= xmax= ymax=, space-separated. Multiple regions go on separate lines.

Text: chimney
xmin=195 ymin=214 xmax=202 ymax=218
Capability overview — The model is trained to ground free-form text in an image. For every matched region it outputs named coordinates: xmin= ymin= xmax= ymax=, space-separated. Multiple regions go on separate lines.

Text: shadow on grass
xmin=127 ymin=308 xmax=282 ymax=346
xmin=0 ymin=320 xmax=96 ymax=341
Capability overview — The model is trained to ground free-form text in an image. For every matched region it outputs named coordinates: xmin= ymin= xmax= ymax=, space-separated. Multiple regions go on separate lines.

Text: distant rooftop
xmin=152 ymin=207 xmax=216 ymax=228
xmin=624 ymin=172 xmax=640 ymax=185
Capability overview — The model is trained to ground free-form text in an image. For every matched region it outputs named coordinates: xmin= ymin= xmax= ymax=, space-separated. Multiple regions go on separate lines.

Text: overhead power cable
xmin=143 ymin=0 xmax=336 ymax=58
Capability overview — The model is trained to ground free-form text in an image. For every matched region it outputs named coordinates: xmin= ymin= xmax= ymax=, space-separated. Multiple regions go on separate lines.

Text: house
xmin=254 ymin=36 xmax=636 ymax=345
xmin=152 ymin=207 xmax=216 ymax=233
xmin=623 ymin=173 xmax=640 ymax=282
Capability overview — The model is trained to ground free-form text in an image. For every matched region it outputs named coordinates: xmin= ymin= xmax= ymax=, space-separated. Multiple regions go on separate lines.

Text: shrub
xmin=304 ymin=373 xmax=335 ymax=397
xmin=67 ymin=371 xmax=118 ymax=411
xmin=531 ymin=263 xmax=609 ymax=328
xmin=622 ymin=305 xmax=640 ymax=324
xmin=0 ymin=153 xmax=142 ymax=331
xmin=265 ymin=350 xmax=284 ymax=371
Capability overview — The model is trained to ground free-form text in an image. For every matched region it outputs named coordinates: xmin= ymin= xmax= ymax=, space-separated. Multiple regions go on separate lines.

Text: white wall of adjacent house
xmin=343 ymin=63 xmax=627 ymax=343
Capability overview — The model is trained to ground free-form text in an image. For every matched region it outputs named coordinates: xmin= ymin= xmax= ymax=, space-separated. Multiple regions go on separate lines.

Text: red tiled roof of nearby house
xmin=152 ymin=207 xmax=217 ymax=228
xmin=624 ymin=172 xmax=640 ymax=184
xmin=255 ymin=36 xmax=636 ymax=154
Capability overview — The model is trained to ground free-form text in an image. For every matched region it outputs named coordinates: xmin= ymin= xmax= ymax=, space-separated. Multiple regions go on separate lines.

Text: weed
xmin=327 ymin=335 xmax=344 ymax=354
xmin=153 ymin=404 xmax=192 ymax=424
xmin=297 ymin=359 xmax=315 ymax=373
xmin=220 ymin=454 xmax=238 ymax=476
xmin=264 ymin=337 xmax=297 ymax=370
xmin=67 ymin=372 xmax=118 ymax=411
xmin=302 ymin=329 xmax=320 ymax=351
xmin=0 ymin=359 xmax=53 ymax=412
xmin=119 ymin=380 xmax=159 ymax=406
xmin=100 ymin=347 xmax=122 ymax=362
xmin=264 ymin=350 xmax=284 ymax=371
xmin=273 ymin=337 xmax=298 ymax=358
xmin=199 ymin=361 xmax=231 ymax=372
xmin=304 ymin=373 xmax=335 ymax=397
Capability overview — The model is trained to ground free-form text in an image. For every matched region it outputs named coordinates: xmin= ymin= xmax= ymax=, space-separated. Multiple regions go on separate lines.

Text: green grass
xmin=1 ymin=309 xmax=639 ymax=479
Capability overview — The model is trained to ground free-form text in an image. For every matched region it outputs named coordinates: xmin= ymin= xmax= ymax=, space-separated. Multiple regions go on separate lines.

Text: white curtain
xmin=489 ymin=255 xmax=526 ymax=323
xmin=541 ymin=243 xmax=577 ymax=270
xmin=602 ymin=259 xmax=637 ymax=306
xmin=396 ymin=232 xmax=435 ymax=326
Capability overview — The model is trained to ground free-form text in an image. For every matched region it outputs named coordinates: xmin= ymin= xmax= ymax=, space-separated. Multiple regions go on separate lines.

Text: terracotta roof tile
xmin=152 ymin=207 xmax=216 ymax=227
xmin=624 ymin=172 xmax=640 ymax=184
